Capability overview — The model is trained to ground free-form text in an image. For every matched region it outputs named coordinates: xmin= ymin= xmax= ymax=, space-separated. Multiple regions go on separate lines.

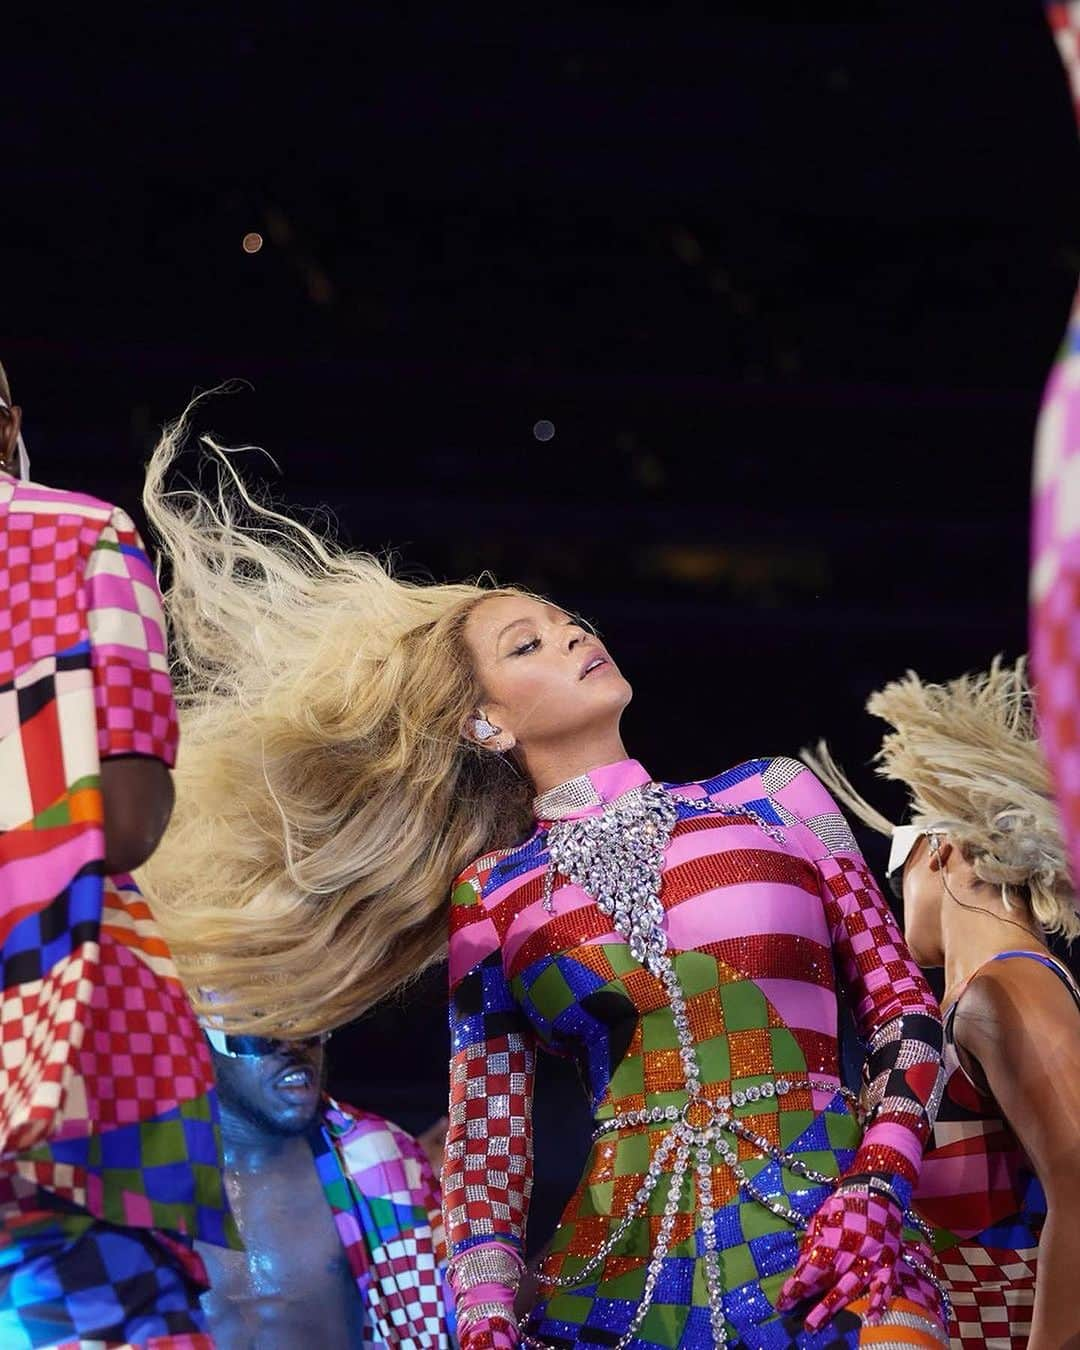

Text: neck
xmin=940 ymin=872 xmax=1045 ymax=1004
xmin=522 ymin=729 xmax=630 ymax=797
xmin=219 ymin=1102 xmax=306 ymax=1172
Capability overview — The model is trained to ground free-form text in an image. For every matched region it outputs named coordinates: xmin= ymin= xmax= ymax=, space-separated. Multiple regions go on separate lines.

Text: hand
xmin=458 ymin=1312 xmax=519 ymax=1349
xmin=776 ymin=1181 xmax=904 ymax=1331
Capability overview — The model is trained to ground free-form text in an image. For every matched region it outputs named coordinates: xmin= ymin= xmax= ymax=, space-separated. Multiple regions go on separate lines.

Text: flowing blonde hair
xmin=138 ymin=401 xmax=535 ymax=1034
xmin=808 ymin=657 xmax=1079 ymax=942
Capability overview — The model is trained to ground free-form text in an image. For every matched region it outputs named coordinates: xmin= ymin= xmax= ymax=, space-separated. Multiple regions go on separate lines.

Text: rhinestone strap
xmin=447 ymin=1243 xmax=525 ymax=1292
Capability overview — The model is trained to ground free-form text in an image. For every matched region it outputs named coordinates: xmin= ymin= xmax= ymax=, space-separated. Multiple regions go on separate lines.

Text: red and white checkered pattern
xmin=444 ymin=1033 xmax=534 ymax=1248
xmin=0 ymin=949 xmax=96 ymax=1153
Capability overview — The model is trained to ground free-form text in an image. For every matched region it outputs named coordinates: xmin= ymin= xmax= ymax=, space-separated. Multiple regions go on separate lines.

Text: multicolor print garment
xmin=444 ymin=757 xmax=947 ymax=1348
xmin=0 ymin=472 xmax=233 ymax=1341
xmin=914 ymin=951 xmax=1080 ymax=1350
xmin=1032 ymin=3 xmax=1080 ymax=883
xmin=312 ymin=1096 xmax=454 ymax=1348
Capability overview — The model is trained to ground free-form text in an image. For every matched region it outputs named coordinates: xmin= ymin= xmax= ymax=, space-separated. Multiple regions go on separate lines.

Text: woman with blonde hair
xmin=809 ymin=658 xmax=1080 ymax=1350
xmin=140 ymin=406 xmax=949 ymax=1349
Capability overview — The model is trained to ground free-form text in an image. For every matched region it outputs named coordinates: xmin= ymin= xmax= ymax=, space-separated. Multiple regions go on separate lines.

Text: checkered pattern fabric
xmin=313 ymin=1096 xmax=453 ymax=1349
xmin=914 ymin=952 xmax=1080 ymax=1349
xmin=0 ymin=1196 xmax=211 ymax=1348
xmin=444 ymin=757 xmax=945 ymax=1347
xmin=0 ymin=477 xmax=232 ymax=1284
xmin=1032 ymin=3 xmax=1080 ymax=913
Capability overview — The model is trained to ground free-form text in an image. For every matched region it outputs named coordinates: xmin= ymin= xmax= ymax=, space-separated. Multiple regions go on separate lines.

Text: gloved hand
xmin=776 ymin=1177 xmax=905 ymax=1331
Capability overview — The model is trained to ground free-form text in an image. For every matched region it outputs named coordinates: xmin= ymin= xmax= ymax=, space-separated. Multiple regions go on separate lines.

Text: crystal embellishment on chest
xmin=541 ymin=782 xmax=785 ymax=977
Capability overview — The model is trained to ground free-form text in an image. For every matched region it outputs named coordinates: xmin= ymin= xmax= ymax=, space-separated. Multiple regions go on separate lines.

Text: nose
xmin=566 ymin=624 xmax=589 ymax=653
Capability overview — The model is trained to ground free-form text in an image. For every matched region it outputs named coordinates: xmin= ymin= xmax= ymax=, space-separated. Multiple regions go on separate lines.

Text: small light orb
xmin=533 ymin=419 xmax=555 ymax=442
xmin=242 ymin=232 xmax=264 ymax=254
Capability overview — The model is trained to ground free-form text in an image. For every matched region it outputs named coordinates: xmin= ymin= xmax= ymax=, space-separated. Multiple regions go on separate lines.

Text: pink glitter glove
xmin=449 ymin=1243 xmax=523 ymax=1350
xmin=776 ymin=1180 xmax=904 ymax=1331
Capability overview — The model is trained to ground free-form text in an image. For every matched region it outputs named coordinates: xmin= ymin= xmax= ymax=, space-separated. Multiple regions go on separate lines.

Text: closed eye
xmin=511 ymin=637 xmax=541 ymax=656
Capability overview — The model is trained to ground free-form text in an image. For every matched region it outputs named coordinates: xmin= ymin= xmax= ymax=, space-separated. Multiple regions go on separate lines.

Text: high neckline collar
xmin=532 ymin=758 xmax=651 ymax=822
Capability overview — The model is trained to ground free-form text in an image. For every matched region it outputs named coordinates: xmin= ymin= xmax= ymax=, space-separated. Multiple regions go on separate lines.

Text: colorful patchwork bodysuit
xmin=444 ymin=757 xmax=947 ymax=1349
xmin=914 ymin=951 xmax=1080 ymax=1350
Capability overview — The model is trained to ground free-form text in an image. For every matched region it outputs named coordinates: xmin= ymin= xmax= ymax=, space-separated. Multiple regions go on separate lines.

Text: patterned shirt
xmin=0 ymin=472 xmax=232 ymax=1252
xmin=312 ymin=1096 xmax=454 ymax=1348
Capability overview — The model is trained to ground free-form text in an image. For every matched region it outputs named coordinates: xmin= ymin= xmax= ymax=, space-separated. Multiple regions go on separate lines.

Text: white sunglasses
xmin=886 ymin=825 xmax=940 ymax=901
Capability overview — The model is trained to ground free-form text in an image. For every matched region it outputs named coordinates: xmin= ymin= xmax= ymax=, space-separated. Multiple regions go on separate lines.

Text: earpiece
xmin=472 ymin=718 xmax=500 ymax=743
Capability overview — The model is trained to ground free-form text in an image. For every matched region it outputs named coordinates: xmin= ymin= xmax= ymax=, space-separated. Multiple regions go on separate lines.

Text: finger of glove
xmin=777 ymin=1249 xmax=849 ymax=1313
xmin=865 ymin=1261 xmax=899 ymax=1325
xmin=803 ymin=1268 xmax=865 ymax=1333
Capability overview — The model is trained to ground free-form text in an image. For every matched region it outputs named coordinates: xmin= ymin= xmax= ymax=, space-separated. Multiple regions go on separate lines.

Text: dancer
xmin=137 ymin=413 xmax=948 ymax=1348
xmin=196 ymin=1026 xmax=452 ymax=1349
xmin=0 ymin=365 xmax=233 ymax=1346
xmin=810 ymin=659 xmax=1080 ymax=1350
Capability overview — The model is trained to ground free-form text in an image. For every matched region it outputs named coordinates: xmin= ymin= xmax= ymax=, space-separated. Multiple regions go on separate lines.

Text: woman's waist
xmin=593 ymin=1071 xmax=858 ymax=1132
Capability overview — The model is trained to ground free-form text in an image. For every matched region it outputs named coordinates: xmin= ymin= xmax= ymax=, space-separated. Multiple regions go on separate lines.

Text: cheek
xmin=489 ymin=661 xmax=566 ymax=718
xmin=902 ymin=871 xmax=936 ymax=936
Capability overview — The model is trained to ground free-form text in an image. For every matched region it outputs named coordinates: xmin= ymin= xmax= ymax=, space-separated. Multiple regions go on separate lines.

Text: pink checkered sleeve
xmin=770 ymin=761 xmax=943 ymax=1176
xmin=1033 ymin=5 xmax=1080 ymax=887
xmin=84 ymin=507 xmax=178 ymax=766
xmin=771 ymin=762 xmax=945 ymax=1327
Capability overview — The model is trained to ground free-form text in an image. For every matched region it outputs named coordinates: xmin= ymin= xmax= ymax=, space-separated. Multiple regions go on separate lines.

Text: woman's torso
xmin=914 ymin=949 xmax=1080 ymax=1349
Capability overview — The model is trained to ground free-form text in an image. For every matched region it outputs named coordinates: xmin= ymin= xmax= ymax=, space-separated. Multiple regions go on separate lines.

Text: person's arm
xmin=83 ymin=507 xmax=179 ymax=873
xmin=443 ymin=865 xmax=537 ymax=1350
xmin=954 ymin=960 xmax=1080 ymax=1350
xmin=759 ymin=760 xmax=944 ymax=1330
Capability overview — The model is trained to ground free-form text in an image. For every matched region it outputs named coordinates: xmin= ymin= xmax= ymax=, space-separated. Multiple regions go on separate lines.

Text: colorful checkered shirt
xmin=0 ymin=472 xmax=232 ymax=1251
xmin=312 ymin=1096 xmax=453 ymax=1349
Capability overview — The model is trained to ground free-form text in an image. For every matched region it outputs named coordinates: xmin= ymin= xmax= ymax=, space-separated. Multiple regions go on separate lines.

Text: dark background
xmin=6 ymin=3 xmax=1080 ymax=1248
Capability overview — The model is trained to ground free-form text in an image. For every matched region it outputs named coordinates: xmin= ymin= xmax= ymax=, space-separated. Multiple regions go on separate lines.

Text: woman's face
xmin=463 ymin=594 xmax=632 ymax=752
xmin=901 ymin=835 xmax=944 ymax=966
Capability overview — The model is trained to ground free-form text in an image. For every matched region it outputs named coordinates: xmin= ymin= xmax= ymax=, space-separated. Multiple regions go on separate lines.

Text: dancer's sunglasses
xmin=203 ymin=1028 xmax=331 ymax=1059
xmin=885 ymin=825 xmax=939 ymax=902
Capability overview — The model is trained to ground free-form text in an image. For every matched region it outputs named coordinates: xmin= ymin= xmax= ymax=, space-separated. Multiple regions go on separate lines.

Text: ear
xmin=0 ymin=403 xmax=22 ymax=472
xmin=462 ymin=712 xmax=516 ymax=754
xmin=927 ymin=838 xmax=953 ymax=872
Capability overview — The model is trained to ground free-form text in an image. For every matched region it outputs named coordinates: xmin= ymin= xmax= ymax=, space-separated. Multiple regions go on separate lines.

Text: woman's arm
xmin=444 ymin=867 xmax=537 ymax=1349
xmin=954 ymin=959 xmax=1080 ymax=1350
xmin=761 ymin=760 xmax=945 ymax=1329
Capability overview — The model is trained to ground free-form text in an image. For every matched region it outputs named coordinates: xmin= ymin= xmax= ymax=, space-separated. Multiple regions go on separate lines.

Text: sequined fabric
xmin=444 ymin=758 xmax=946 ymax=1348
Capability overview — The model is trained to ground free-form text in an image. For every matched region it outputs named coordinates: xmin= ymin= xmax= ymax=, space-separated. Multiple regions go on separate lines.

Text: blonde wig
xmin=138 ymin=404 xmax=535 ymax=1035
xmin=808 ymin=657 xmax=1079 ymax=942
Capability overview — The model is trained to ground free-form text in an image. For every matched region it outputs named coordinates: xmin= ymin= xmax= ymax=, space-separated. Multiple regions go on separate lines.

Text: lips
xmin=579 ymin=654 xmax=610 ymax=679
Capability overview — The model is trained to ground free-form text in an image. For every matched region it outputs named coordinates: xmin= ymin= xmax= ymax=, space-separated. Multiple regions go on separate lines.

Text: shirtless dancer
xmin=196 ymin=1028 xmax=452 ymax=1349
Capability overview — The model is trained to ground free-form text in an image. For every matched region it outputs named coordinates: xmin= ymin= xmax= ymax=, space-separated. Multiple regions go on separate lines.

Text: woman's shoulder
xmin=10 ymin=476 xmax=121 ymax=528
xmin=451 ymin=827 xmax=544 ymax=906
xmin=672 ymin=755 xmax=833 ymax=814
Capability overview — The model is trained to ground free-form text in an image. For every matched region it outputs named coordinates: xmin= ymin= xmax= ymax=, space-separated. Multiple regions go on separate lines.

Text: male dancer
xmin=197 ymin=1028 xmax=452 ymax=1349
